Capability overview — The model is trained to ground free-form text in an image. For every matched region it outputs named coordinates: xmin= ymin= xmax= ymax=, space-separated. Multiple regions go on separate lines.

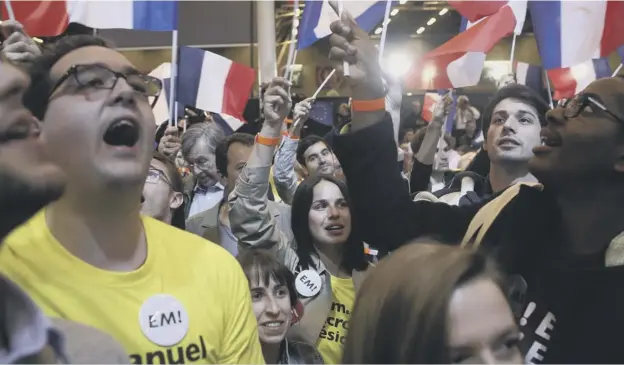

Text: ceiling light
xmin=407 ymin=92 xmax=413 ymax=96
xmin=399 ymin=0 xmax=408 ymax=4
xmin=391 ymin=9 xmax=399 ymax=16
xmin=374 ymin=27 xmax=382 ymax=35
xmin=427 ymin=18 xmax=436 ymax=26
xmin=439 ymin=8 xmax=448 ymax=16
xmin=385 ymin=52 xmax=413 ymax=78
xmin=416 ymin=27 xmax=425 ymax=34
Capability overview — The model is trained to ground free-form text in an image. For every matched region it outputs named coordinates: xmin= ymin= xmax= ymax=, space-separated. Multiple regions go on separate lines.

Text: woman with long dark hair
xmin=229 ymin=78 xmax=371 ymax=364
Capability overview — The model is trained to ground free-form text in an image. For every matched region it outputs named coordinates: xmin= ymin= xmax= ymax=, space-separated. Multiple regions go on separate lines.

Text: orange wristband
xmin=351 ymin=97 xmax=385 ymax=112
xmin=255 ymin=134 xmax=280 ymax=147
xmin=282 ymin=130 xmax=300 ymax=141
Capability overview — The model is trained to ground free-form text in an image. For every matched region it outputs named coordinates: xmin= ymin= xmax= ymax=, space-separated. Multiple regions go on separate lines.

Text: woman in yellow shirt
xmin=229 ymin=78 xmax=372 ymax=364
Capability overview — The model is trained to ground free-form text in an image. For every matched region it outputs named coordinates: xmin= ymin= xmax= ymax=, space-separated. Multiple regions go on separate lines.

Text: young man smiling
xmin=327 ymin=9 xmax=624 ymax=363
xmin=0 ymin=35 xmax=264 ymax=364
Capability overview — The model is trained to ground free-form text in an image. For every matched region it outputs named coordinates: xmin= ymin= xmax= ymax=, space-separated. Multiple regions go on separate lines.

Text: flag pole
xmin=612 ymin=63 xmax=623 ymax=77
xmin=284 ymin=0 xmax=299 ymax=79
xmin=337 ymin=1 xmax=350 ymax=76
xmin=544 ymin=70 xmax=554 ymax=109
xmin=378 ymin=0 xmax=392 ymax=63
xmin=509 ymin=34 xmax=517 ymax=74
xmin=3 ymin=0 xmax=15 ymax=20
xmin=168 ymin=29 xmax=179 ymax=127
xmin=291 ymin=69 xmax=336 ymax=130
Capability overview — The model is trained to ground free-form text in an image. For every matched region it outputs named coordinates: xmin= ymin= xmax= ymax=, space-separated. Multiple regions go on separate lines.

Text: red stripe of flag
xmin=221 ymin=62 xmax=256 ymax=120
xmin=2 ymin=1 xmax=69 ymax=36
xmin=405 ymin=5 xmax=515 ymax=90
xmin=600 ymin=1 xmax=624 ymax=57
xmin=547 ymin=68 xmax=577 ymax=100
xmin=448 ymin=0 xmax=507 ymax=22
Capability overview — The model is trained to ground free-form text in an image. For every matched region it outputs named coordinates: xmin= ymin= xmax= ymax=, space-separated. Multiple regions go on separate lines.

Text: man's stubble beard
xmin=0 ymin=170 xmax=65 ymax=240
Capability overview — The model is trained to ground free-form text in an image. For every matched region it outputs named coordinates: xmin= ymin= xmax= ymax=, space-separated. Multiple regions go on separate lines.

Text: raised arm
xmin=228 ymin=78 xmax=301 ymax=269
xmin=327 ymin=10 xmax=482 ymax=251
xmin=273 ymin=97 xmax=313 ymax=205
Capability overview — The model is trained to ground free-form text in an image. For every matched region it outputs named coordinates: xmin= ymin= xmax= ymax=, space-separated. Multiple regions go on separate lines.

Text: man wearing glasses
xmin=0 ymin=35 xmax=264 ymax=364
xmin=326 ymin=15 xmax=624 ymax=363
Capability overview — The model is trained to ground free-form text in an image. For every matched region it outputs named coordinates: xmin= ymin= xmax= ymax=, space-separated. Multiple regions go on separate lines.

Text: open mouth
xmin=497 ymin=137 xmax=520 ymax=147
xmin=103 ymin=119 xmax=140 ymax=147
xmin=325 ymin=224 xmax=345 ymax=232
xmin=261 ymin=321 xmax=284 ymax=328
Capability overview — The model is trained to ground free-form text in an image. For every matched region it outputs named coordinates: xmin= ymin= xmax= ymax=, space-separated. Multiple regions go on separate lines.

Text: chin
xmin=0 ymin=167 xmax=65 ymax=236
xmin=259 ymin=332 xmax=287 ymax=345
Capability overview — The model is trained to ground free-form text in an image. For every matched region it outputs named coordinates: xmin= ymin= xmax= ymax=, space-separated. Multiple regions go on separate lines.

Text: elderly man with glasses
xmin=0 ymin=34 xmax=264 ymax=364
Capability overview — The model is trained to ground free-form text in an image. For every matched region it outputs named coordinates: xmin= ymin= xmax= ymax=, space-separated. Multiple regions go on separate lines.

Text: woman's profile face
xmin=308 ymin=180 xmax=352 ymax=246
xmin=447 ymin=277 xmax=522 ymax=364
xmin=250 ymin=275 xmax=292 ymax=345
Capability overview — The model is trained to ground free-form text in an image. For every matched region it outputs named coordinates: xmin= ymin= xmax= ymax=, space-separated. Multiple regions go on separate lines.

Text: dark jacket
xmin=332 ymin=114 xmax=624 ymax=364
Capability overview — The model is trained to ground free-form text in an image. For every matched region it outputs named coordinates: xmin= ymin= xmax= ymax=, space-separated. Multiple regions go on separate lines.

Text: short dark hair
xmin=24 ymin=35 xmax=112 ymax=120
xmin=399 ymin=127 xmax=415 ymax=143
xmin=481 ymin=84 xmax=550 ymax=140
xmin=237 ymin=248 xmax=298 ymax=309
xmin=291 ymin=175 xmax=368 ymax=272
xmin=296 ymin=135 xmax=328 ymax=167
xmin=215 ymin=133 xmax=254 ymax=177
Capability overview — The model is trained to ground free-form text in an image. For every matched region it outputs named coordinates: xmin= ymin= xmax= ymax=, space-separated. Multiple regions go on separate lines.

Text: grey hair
xmin=181 ymin=122 xmax=226 ymax=160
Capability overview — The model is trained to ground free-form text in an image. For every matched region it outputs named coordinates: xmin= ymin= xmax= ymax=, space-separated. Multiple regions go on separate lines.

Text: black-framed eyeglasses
xmin=146 ymin=167 xmax=174 ymax=190
xmin=49 ymin=64 xmax=162 ymax=108
xmin=557 ymin=94 xmax=624 ymax=124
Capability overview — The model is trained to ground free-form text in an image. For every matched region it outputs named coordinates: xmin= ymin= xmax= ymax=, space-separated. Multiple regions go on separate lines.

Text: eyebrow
xmin=493 ymin=109 xmax=537 ymax=118
xmin=450 ymin=325 xmax=518 ymax=351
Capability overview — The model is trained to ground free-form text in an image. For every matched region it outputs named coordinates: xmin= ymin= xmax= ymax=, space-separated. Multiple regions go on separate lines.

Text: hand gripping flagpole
xmin=169 ymin=29 xmax=179 ymax=127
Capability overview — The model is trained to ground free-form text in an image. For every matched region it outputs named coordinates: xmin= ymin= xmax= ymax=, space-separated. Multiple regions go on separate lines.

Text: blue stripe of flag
xmin=176 ymin=46 xmax=204 ymax=109
xmin=133 ymin=1 xmax=178 ymax=31
xmin=593 ymin=58 xmax=612 ymax=78
xmin=528 ymin=1 xmax=562 ymax=69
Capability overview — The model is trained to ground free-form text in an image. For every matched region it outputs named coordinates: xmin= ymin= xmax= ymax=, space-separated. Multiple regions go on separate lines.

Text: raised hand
xmin=1 ymin=21 xmax=41 ymax=63
xmin=432 ymin=92 xmax=453 ymax=126
xmin=262 ymin=77 xmax=292 ymax=128
xmin=328 ymin=3 xmax=385 ymax=101
xmin=158 ymin=126 xmax=181 ymax=159
xmin=291 ymin=97 xmax=314 ymax=137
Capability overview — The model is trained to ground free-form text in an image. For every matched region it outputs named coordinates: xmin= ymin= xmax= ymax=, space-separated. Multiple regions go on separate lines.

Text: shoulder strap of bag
xmin=461 ymin=182 xmax=543 ymax=250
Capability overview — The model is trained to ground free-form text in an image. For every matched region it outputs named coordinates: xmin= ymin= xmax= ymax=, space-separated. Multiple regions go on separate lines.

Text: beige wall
xmin=120 ymin=35 xmax=624 ymax=96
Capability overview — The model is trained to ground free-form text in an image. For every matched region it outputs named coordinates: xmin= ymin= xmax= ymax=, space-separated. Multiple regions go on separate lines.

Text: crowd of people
xmin=1 ymin=7 xmax=624 ymax=365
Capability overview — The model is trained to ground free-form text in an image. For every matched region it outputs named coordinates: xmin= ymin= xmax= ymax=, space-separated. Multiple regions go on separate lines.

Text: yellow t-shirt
xmin=317 ymin=275 xmax=355 ymax=364
xmin=0 ymin=210 xmax=265 ymax=364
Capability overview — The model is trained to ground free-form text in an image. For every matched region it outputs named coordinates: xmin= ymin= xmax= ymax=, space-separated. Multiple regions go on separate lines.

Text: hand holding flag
xmin=328 ymin=7 xmax=384 ymax=101
xmin=263 ymin=77 xmax=292 ymax=128
xmin=0 ymin=20 xmax=40 ymax=63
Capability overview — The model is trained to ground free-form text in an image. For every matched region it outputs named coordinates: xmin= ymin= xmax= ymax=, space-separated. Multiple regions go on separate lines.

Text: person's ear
xmin=169 ymin=191 xmax=183 ymax=210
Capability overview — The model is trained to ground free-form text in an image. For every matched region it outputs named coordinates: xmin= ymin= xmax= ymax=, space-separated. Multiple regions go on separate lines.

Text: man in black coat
xmin=327 ymin=10 xmax=624 ymax=364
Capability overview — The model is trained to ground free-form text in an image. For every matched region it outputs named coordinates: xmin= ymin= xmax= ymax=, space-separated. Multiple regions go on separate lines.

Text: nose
xmin=327 ymin=204 xmax=340 ymax=219
xmin=545 ymin=107 xmax=565 ymax=126
xmin=109 ymin=76 xmax=137 ymax=108
xmin=265 ymin=296 xmax=280 ymax=315
xmin=192 ymin=164 xmax=202 ymax=176
xmin=479 ymin=349 xmax=498 ymax=365
xmin=502 ymin=116 xmax=519 ymax=133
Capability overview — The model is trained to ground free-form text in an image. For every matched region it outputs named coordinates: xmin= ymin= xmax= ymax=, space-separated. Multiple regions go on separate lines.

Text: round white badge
xmin=139 ymin=294 xmax=190 ymax=346
xmin=295 ymin=270 xmax=322 ymax=297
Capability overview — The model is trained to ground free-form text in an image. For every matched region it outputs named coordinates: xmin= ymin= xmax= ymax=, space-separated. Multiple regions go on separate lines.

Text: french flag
xmin=529 ymin=0 xmax=624 ymax=70
xmin=148 ymin=63 xmax=184 ymax=126
xmin=405 ymin=1 xmax=527 ymax=90
xmin=298 ymin=0 xmax=391 ymax=49
xmin=176 ymin=46 xmax=255 ymax=123
xmin=4 ymin=1 xmax=177 ymax=37
xmin=421 ymin=91 xmax=457 ymax=133
xmin=547 ymin=58 xmax=612 ymax=99
xmin=514 ymin=61 xmax=544 ymax=93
